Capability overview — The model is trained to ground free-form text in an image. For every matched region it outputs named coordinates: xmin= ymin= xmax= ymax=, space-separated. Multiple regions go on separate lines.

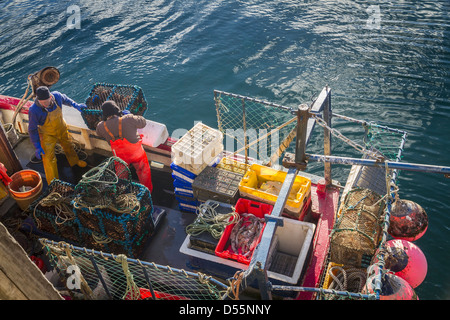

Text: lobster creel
xmin=330 ymin=188 xmax=386 ymax=268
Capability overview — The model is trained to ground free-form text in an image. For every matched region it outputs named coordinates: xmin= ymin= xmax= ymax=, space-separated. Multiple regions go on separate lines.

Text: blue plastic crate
xmin=170 ymin=162 xmax=197 ymax=184
xmin=173 ymin=178 xmax=193 ymax=189
xmin=174 ymin=186 xmax=194 ymax=198
xmin=176 ymin=196 xmax=200 ymax=213
xmin=178 ymin=202 xmax=198 ymax=213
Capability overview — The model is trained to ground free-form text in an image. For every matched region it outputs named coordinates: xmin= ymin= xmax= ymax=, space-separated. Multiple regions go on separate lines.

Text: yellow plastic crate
xmin=238 ymin=164 xmax=311 ymax=218
xmin=216 ymin=157 xmax=250 ymax=175
xmin=322 ymin=262 xmax=344 ymax=290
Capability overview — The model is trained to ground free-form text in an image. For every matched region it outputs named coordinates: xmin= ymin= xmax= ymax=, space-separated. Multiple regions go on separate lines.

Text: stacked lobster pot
xmin=81 ymin=83 xmax=148 ymax=130
xmin=30 ymin=157 xmax=155 ymax=258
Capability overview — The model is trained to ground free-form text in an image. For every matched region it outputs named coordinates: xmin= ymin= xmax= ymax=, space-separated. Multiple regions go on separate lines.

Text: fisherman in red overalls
xmin=95 ymin=100 xmax=153 ymax=192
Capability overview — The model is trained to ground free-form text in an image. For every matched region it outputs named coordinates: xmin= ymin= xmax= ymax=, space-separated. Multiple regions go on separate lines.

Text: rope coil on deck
xmin=186 ymin=202 xmax=240 ymax=239
xmin=33 ymin=191 xmax=75 ymax=228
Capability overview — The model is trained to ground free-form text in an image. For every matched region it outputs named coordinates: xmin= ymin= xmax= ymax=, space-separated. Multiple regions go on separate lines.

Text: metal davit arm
xmin=243 ymin=87 xmax=332 ymax=300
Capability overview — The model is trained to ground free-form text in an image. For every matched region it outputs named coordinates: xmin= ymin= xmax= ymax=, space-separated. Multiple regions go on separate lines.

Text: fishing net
xmin=40 ymin=239 xmax=228 ymax=300
xmin=82 ymin=83 xmax=148 ymax=130
xmin=330 ymin=188 xmax=386 ymax=268
xmin=363 ymin=123 xmax=405 ymax=162
xmin=214 ymin=90 xmax=296 ymax=165
xmin=75 ymin=180 xmax=154 ymax=250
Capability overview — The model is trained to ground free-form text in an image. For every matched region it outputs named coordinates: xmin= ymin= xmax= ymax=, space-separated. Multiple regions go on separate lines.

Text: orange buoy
xmin=374 ymin=239 xmax=427 ymax=288
xmin=388 ymin=199 xmax=428 ymax=241
xmin=364 ymin=273 xmax=418 ymax=300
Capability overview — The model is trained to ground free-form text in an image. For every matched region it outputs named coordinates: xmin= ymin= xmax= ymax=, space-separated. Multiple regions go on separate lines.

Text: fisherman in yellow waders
xmin=28 ymin=86 xmax=87 ymax=184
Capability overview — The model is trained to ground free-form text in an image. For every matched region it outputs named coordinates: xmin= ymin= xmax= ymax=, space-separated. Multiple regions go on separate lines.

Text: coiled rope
xmin=33 ymin=192 xmax=75 ymax=228
xmin=186 ymin=202 xmax=240 ymax=239
xmin=326 ymin=266 xmax=367 ymax=299
xmin=72 ymin=192 xmax=140 ymax=214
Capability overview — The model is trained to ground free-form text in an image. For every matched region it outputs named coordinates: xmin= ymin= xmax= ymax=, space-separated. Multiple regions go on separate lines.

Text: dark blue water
xmin=1 ymin=0 xmax=449 ymax=300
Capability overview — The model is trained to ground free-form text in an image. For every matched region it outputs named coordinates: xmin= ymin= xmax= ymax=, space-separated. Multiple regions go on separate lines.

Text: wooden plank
xmin=0 ymin=222 xmax=62 ymax=300
xmin=0 ymin=271 xmax=28 ymax=300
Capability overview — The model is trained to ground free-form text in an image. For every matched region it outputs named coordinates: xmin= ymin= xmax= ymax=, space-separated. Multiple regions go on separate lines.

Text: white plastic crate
xmin=267 ymin=219 xmax=315 ymax=284
xmin=171 ymin=123 xmax=223 ymax=173
xmin=173 ymin=146 xmax=223 ymax=175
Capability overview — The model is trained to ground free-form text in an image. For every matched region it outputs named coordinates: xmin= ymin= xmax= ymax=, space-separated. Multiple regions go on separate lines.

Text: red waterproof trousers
xmin=103 ymin=117 xmax=153 ymax=192
xmin=110 ymin=136 xmax=153 ymax=192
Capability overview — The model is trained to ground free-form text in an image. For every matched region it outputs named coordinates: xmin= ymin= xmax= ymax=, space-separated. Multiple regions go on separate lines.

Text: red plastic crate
xmin=215 ymin=198 xmax=274 ymax=265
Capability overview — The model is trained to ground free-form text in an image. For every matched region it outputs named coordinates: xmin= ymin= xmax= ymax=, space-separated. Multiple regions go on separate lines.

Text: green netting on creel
xmin=81 ymin=83 xmax=148 ymax=130
xmin=330 ymin=188 xmax=386 ymax=269
xmin=29 ymin=157 xmax=155 ymax=257
xmin=41 ymin=240 xmax=228 ymax=300
xmin=73 ymin=156 xmax=132 ymax=210
xmin=363 ymin=123 xmax=405 ymax=161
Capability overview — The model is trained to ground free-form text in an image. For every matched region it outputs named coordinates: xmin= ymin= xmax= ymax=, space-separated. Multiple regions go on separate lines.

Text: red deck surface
xmin=296 ymin=183 xmax=340 ymax=300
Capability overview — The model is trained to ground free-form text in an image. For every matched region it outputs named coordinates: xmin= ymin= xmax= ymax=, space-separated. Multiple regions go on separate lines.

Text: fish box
xmin=174 ymin=185 xmax=194 ymax=198
xmin=266 ymin=218 xmax=315 ymax=284
xmin=238 ymin=164 xmax=311 ymax=219
xmin=192 ymin=166 xmax=243 ymax=204
xmin=216 ymin=157 xmax=250 ymax=175
xmin=171 ymin=122 xmax=223 ymax=175
xmin=215 ymin=198 xmax=273 ymax=265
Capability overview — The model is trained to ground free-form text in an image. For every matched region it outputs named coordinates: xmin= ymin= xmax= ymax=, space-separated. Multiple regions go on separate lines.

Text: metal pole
xmin=246 ymin=167 xmax=298 ymax=299
xmin=88 ymin=255 xmax=113 ymax=299
xmin=141 ymin=266 xmax=157 ymax=300
xmin=242 ymin=98 xmax=248 ymax=165
xmin=306 ymin=154 xmax=450 ymax=176
xmin=323 ymin=86 xmax=332 ymax=185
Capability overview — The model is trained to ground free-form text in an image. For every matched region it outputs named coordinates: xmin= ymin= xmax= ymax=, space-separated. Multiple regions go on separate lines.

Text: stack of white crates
xmin=171 ymin=122 xmax=224 ymax=213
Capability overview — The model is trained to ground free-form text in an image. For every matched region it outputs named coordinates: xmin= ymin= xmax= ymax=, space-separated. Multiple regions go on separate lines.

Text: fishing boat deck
xmin=1 ymin=132 xmax=341 ymax=298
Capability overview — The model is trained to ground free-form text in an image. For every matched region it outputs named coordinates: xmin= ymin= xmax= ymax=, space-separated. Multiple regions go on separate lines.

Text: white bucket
xmin=3 ymin=123 xmax=20 ymax=146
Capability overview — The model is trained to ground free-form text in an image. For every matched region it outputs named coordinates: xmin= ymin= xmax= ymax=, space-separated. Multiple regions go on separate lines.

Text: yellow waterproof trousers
xmin=38 ymin=105 xmax=80 ymax=184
